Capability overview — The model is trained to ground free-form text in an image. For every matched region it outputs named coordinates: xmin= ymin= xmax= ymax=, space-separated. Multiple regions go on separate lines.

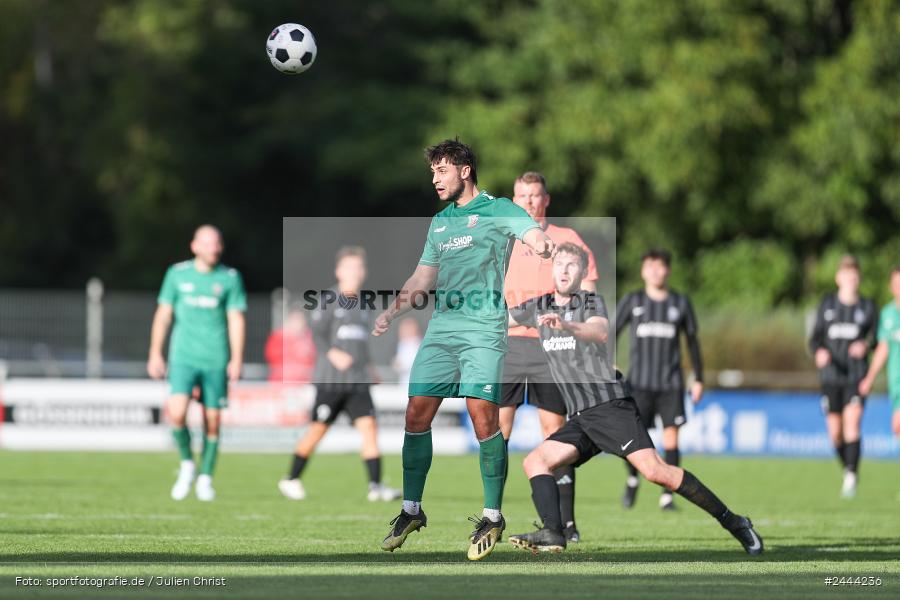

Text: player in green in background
xmin=372 ymin=139 xmax=555 ymax=561
xmin=859 ymin=267 xmax=900 ymax=451
xmin=147 ymin=225 xmax=247 ymax=502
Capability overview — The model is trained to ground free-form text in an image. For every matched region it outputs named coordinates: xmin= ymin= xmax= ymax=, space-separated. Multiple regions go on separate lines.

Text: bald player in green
xmin=147 ymin=225 xmax=247 ymax=502
xmin=373 ymin=139 xmax=555 ymax=561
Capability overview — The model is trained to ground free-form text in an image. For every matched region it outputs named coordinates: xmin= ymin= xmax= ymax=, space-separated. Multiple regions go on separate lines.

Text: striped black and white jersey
xmin=510 ymin=291 xmax=630 ymax=417
xmin=614 ymin=290 xmax=703 ymax=391
xmin=809 ymin=294 xmax=877 ymax=386
xmin=310 ymin=289 xmax=373 ymax=387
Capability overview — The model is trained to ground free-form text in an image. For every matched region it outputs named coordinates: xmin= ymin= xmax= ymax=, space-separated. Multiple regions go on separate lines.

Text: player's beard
xmin=442 ymin=178 xmax=465 ymax=203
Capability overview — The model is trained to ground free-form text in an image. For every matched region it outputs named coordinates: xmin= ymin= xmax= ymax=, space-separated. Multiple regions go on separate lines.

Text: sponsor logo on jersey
xmin=439 ymin=235 xmax=474 ymax=252
xmin=467 ymin=215 xmax=479 ymax=228
xmin=667 ymin=306 xmax=681 ymax=322
xmin=635 ymin=322 xmax=677 ymax=338
xmin=183 ymin=295 xmax=220 ymax=309
xmin=542 ymin=335 xmax=577 ymax=352
xmin=827 ymin=322 xmax=860 ymax=340
xmin=336 ymin=324 xmax=368 ymax=341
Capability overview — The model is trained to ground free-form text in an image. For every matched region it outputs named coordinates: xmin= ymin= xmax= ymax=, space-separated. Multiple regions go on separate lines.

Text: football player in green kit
xmin=373 ymin=139 xmax=555 ymax=560
xmin=147 ymin=225 xmax=247 ymax=502
xmin=860 ymin=267 xmax=900 ymax=447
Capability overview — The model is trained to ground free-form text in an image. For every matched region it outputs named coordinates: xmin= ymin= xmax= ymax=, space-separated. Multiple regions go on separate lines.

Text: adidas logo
xmin=556 ymin=475 xmax=574 ymax=485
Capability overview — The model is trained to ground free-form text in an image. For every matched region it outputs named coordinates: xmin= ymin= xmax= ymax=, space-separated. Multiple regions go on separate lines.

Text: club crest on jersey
xmin=667 ymin=306 xmax=681 ymax=321
xmin=212 ymin=283 xmax=223 ymax=296
xmin=564 ymin=311 xmax=573 ymax=322
xmin=824 ymin=309 xmax=835 ymax=321
xmin=632 ymin=306 xmax=645 ymax=317
xmin=854 ymin=308 xmax=866 ymax=324
xmin=467 ymin=215 xmax=479 ymax=228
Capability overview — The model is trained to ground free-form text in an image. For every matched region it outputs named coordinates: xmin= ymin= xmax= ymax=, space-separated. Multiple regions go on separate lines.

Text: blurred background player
xmin=810 ymin=255 xmax=876 ymax=499
xmin=147 ymin=225 xmax=247 ymax=502
xmin=265 ymin=305 xmax=316 ymax=384
xmin=500 ymin=171 xmax=598 ymax=542
xmin=374 ymin=139 xmax=554 ymax=561
xmin=278 ymin=247 xmax=400 ymax=502
xmin=392 ymin=317 xmax=422 ymax=387
xmin=859 ymin=267 xmax=900 ymax=447
xmin=506 ymin=243 xmax=762 ymax=555
xmin=615 ymin=249 xmax=704 ymax=511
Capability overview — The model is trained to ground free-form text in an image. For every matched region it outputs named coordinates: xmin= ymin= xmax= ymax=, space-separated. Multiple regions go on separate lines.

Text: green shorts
xmin=407 ymin=330 xmax=506 ymax=403
xmin=168 ymin=364 xmax=229 ymax=409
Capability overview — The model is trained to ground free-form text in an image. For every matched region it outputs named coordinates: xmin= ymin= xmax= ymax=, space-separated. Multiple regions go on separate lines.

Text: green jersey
xmin=158 ymin=260 xmax=247 ymax=369
xmin=418 ymin=190 xmax=538 ymax=335
xmin=877 ymin=301 xmax=900 ymax=392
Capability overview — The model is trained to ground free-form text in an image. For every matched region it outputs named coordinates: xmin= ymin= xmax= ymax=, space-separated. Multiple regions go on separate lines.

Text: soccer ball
xmin=266 ymin=23 xmax=317 ymax=74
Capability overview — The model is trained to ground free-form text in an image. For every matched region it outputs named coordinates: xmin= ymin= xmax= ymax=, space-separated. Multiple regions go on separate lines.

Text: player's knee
xmin=639 ymin=462 xmax=668 ymax=486
xmin=404 ymin=409 xmax=431 ymax=433
xmin=522 ymin=449 xmax=547 ymax=476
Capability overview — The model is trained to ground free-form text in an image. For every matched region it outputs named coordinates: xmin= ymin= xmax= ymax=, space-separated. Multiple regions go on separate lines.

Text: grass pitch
xmin=0 ymin=451 xmax=897 ymax=599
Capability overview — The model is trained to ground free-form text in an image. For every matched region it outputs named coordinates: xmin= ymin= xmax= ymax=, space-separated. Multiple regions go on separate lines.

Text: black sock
xmin=665 ymin=448 xmax=681 ymax=467
xmin=553 ymin=465 xmax=576 ymax=528
xmin=289 ymin=454 xmax=308 ymax=480
xmin=530 ymin=474 xmax=562 ymax=532
xmin=364 ymin=457 xmax=381 ymax=484
xmin=626 ymin=463 xmax=639 ymax=479
xmin=835 ymin=442 xmax=847 ymax=468
xmin=844 ymin=440 xmax=861 ymax=474
xmin=676 ymin=470 xmax=736 ymax=528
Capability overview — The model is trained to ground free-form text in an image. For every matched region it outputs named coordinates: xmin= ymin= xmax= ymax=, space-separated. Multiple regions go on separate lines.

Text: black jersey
xmin=614 ymin=289 xmax=703 ymax=392
xmin=310 ymin=289 xmax=373 ymax=387
xmin=809 ymin=294 xmax=877 ymax=386
xmin=510 ymin=291 xmax=630 ymax=417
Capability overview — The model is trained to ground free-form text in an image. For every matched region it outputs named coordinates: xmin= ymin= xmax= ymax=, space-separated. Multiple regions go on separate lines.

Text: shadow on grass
xmin=2 ymin=539 xmax=899 ymax=564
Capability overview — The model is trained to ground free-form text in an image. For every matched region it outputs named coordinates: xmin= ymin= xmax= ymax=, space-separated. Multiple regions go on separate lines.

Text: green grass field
xmin=0 ymin=451 xmax=897 ymax=599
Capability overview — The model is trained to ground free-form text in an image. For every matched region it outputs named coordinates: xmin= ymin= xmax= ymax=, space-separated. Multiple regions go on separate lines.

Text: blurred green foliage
xmin=1 ymin=0 xmax=899 ymax=309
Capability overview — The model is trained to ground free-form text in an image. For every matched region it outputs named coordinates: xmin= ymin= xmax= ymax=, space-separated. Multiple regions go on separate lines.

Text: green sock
xmin=402 ymin=430 xmax=433 ymax=502
xmin=200 ymin=436 xmax=219 ymax=476
xmin=172 ymin=427 xmax=192 ymax=462
xmin=479 ymin=430 xmax=507 ymax=510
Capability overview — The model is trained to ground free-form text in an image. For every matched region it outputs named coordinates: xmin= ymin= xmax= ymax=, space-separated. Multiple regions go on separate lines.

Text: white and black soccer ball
xmin=266 ymin=23 xmax=317 ymax=74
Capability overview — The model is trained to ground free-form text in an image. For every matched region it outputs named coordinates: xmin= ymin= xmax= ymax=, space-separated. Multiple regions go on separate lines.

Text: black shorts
xmin=499 ymin=336 xmax=567 ymax=415
xmin=821 ymin=384 xmax=866 ymax=414
xmin=312 ymin=384 xmax=375 ymax=425
xmin=633 ymin=389 xmax=686 ymax=429
xmin=547 ymin=398 xmax=656 ymax=467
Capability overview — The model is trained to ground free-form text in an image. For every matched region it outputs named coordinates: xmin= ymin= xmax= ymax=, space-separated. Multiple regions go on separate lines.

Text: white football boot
xmin=170 ymin=460 xmax=195 ymax=501
xmin=195 ymin=474 xmax=216 ymax=502
xmin=278 ymin=478 xmax=307 ymax=500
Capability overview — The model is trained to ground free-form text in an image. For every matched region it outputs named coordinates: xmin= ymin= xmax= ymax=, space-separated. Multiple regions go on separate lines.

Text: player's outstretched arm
xmin=227 ymin=309 xmax=245 ymax=381
xmin=147 ymin=304 xmax=173 ymax=379
xmin=538 ymin=314 xmax=608 ymax=343
xmin=372 ymin=264 xmax=437 ymax=336
xmin=522 ymin=228 xmax=555 ymax=259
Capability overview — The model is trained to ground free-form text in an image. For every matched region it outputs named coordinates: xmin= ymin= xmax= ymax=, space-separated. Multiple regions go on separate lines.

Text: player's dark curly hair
xmin=556 ymin=242 xmax=589 ymax=272
xmin=425 ymin=138 xmax=477 ymax=184
xmin=641 ymin=248 xmax=671 ymax=267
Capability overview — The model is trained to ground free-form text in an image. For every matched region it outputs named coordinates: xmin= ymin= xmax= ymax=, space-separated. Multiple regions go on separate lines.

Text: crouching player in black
xmin=506 ymin=243 xmax=763 ymax=554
